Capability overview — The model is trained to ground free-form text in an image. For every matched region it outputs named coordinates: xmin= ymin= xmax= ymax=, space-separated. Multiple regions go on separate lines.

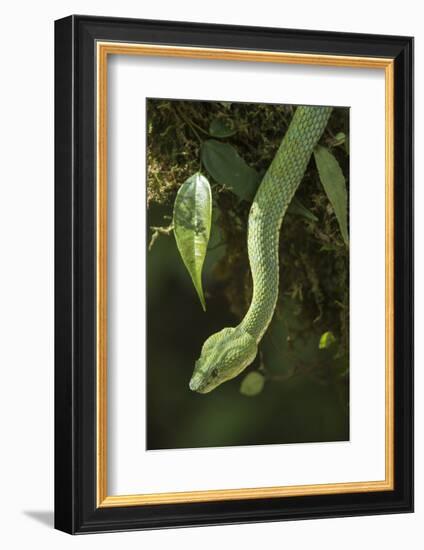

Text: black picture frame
xmin=55 ymin=14 xmax=413 ymax=534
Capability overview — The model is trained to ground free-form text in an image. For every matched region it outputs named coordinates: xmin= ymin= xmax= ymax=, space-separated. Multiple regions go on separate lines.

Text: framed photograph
xmin=54 ymin=15 xmax=413 ymax=534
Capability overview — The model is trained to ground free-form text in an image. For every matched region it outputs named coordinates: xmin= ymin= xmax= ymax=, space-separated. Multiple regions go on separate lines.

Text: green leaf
xmin=173 ymin=173 xmax=212 ymax=310
xmin=287 ymin=197 xmax=318 ymax=222
xmin=344 ymin=135 xmax=350 ymax=155
xmin=209 ymin=118 xmax=237 ymax=138
xmin=319 ymin=331 xmax=336 ymax=349
xmin=314 ymin=145 xmax=349 ymax=245
xmin=240 ymin=371 xmax=265 ymax=396
xmin=331 ymin=132 xmax=346 ymax=147
xmin=201 ymin=139 xmax=260 ymax=202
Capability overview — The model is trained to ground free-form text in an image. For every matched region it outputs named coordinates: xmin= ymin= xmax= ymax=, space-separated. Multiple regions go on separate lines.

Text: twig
xmin=175 ymin=106 xmax=208 ymax=143
xmin=148 ymin=223 xmax=174 ymax=251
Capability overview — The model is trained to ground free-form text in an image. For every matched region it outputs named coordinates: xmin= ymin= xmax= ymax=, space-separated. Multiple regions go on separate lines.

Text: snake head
xmin=189 ymin=327 xmax=258 ymax=394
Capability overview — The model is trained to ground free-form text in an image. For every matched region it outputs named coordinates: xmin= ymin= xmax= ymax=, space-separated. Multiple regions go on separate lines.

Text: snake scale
xmin=189 ymin=105 xmax=333 ymax=393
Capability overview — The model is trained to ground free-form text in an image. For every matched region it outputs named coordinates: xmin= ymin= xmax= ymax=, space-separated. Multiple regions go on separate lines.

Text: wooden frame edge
xmin=96 ymin=42 xmax=395 ymax=508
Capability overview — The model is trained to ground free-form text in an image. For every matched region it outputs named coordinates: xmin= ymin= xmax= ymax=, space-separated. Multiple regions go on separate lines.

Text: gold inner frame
xmin=96 ymin=42 xmax=395 ymax=508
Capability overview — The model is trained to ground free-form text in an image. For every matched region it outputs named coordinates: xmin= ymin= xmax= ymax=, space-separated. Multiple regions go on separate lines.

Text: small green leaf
xmin=331 ymin=132 xmax=346 ymax=147
xmin=287 ymin=197 xmax=318 ymax=222
xmin=201 ymin=139 xmax=260 ymax=202
xmin=173 ymin=173 xmax=212 ymax=310
xmin=319 ymin=331 xmax=336 ymax=349
xmin=209 ymin=118 xmax=237 ymax=138
xmin=314 ymin=145 xmax=349 ymax=245
xmin=240 ymin=371 xmax=265 ymax=396
xmin=319 ymin=243 xmax=338 ymax=252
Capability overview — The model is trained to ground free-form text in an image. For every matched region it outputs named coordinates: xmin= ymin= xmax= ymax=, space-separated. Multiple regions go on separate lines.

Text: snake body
xmin=189 ymin=106 xmax=332 ymax=393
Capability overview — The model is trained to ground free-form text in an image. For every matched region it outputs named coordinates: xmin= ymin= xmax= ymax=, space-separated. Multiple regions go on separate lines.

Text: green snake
xmin=189 ymin=105 xmax=332 ymax=393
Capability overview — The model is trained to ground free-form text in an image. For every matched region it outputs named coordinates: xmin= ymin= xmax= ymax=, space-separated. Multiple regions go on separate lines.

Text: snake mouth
xmin=189 ymin=373 xmax=206 ymax=393
xmin=189 ymin=372 xmax=214 ymax=393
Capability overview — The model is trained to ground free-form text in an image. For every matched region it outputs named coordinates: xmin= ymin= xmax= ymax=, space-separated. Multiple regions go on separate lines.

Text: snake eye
xmin=211 ymin=368 xmax=218 ymax=378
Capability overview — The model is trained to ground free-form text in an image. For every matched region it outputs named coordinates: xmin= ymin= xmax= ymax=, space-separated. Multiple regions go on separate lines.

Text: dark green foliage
xmin=314 ymin=145 xmax=349 ymax=245
xmin=201 ymin=139 xmax=260 ymax=201
xmin=209 ymin=117 xmax=237 ymax=138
